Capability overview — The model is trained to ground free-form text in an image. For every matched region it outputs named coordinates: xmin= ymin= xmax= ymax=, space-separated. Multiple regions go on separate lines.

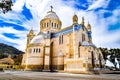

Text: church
xmin=21 ymin=6 xmax=105 ymax=73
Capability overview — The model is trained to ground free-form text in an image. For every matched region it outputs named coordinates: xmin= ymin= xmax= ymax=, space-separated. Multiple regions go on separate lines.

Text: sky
xmin=0 ymin=0 xmax=120 ymax=52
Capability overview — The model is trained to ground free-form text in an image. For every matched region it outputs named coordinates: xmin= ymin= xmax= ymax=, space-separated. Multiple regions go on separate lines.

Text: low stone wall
xmin=64 ymin=58 xmax=89 ymax=73
xmin=0 ymin=64 xmax=19 ymax=70
xmin=22 ymin=65 xmax=64 ymax=71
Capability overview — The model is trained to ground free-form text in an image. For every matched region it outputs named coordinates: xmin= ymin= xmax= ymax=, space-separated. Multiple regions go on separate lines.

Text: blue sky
xmin=0 ymin=0 xmax=120 ymax=51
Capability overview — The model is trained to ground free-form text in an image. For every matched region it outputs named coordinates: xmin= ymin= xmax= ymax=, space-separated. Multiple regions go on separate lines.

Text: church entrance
xmin=43 ymin=42 xmax=54 ymax=72
xmin=91 ymin=52 xmax=95 ymax=70
xmin=50 ymin=42 xmax=54 ymax=71
xmin=99 ymin=54 xmax=102 ymax=69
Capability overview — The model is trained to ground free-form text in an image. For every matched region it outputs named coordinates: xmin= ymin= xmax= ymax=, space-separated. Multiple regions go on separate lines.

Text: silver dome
xmin=44 ymin=11 xmax=59 ymax=20
xmin=30 ymin=34 xmax=44 ymax=44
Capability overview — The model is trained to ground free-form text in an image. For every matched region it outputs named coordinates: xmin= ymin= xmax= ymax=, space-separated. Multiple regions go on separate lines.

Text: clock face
xmin=74 ymin=25 xmax=81 ymax=30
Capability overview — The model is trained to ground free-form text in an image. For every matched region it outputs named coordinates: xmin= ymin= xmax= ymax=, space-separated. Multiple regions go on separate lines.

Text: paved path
xmin=0 ymin=71 xmax=120 ymax=80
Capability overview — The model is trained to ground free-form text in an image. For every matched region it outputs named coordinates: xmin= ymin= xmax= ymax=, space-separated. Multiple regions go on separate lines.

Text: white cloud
xmin=0 ymin=0 xmax=120 ymax=52
xmin=0 ymin=26 xmax=27 ymax=51
xmin=12 ymin=0 xmax=25 ymax=12
xmin=92 ymin=9 xmax=120 ymax=48
xmin=87 ymin=0 xmax=110 ymax=10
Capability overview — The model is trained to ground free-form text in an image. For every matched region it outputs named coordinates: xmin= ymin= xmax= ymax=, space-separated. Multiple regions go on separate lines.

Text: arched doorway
xmin=58 ymin=50 xmax=64 ymax=70
xmin=99 ymin=54 xmax=102 ymax=69
xmin=91 ymin=51 xmax=95 ymax=70
xmin=50 ymin=42 xmax=53 ymax=71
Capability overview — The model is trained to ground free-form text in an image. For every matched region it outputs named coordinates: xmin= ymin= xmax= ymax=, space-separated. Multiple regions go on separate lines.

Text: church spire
xmin=72 ymin=13 xmax=78 ymax=24
xmin=81 ymin=16 xmax=84 ymax=26
xmin=86 ymin=21 xmax=91 ymax=32
xmin=28 ymin=27 xmax=35 ymax=37
xmin=27 ymin=27 xmax=35 ymax=47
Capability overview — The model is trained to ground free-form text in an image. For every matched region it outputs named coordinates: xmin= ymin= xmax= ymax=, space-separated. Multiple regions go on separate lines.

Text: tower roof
xmin=81 ymin=16 xmax=84 ymax=25
xmin=28 ymin=28 xmax=35 ymax=36
xmin=86 ymin=22 xmax=91 ymax=30
xmin=73 ymin=14 xmax=78 ymax=23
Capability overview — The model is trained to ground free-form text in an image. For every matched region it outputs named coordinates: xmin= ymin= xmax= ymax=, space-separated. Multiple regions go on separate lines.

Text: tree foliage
xmin=0 ymin=0 xmax=13 ymax=13
xmin=100 ymin=47 xmax=120 ymax=70
xmin=13 ymin=54 xmax=23 ymax=65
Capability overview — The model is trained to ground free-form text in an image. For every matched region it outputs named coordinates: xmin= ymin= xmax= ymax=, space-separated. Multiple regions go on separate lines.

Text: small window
xmin=61 ymin=35 xmax=63 ymax=44
xmin=33 ymin=48 xmax=35 ymax=53
xmin=59 ymin=36 xmax=61 ymax=44
xmin=57 ymin=24 xmax=58 ymax=28
xmin=54 ymin=23 xmax=56 ymax=28
xmin=82 ymin=34 xmax=85 ymax=41
xmin=39 ymin=48 xmax=40 ymax=53
xmin=59 ymin=35 xmax=64 ymax=44
xmin=47 ymin=23 xmax=49 ymax=27
xmin=44 ymin=23 xmax=46 ymax=28
xmin=36 ymin=48 xmax=38 ymax=53
xmin=52 ymin=22 xmax=53 ymax=27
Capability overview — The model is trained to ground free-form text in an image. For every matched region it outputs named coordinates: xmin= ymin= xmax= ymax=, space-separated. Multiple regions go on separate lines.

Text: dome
xmin=81 ymin=41 xmax=96 ymax=47
xmin=30 ymin=34 xmax=44 ymax=44
xmin=44 ymin=11 xmax=59 ymax=20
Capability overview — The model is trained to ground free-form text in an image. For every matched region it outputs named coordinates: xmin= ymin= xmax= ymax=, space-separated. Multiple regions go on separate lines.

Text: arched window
xmin=62 ymin=35 xmax=63 ymax=44
xmin=39 ymin=48 xmax=40 ymax=53
xmin=59 ymin=35 xmax=64 ymax=44
xmin=47 ymin=23 xmax=49 ymax=27
xmin=59 ymin=36 xmax=61 ymax=44
xmin=52 ymin=22 xmax=53 ymax=27
xmin=33 ymin=48 xmax=35 ymax=53
xmin=57 ymin=24 xmax=58 ymax=28
xmin=91 ymin=52 xmax=95 ymax=69
xmin=36 ymin=48 xmax=38 ymax=53
xmin=54 ymin=23 xmax=56 ymax=28
xmin=82 ymin=33 xmax=85 ymax=41
xmin=44 ymin=23 xmax=46 ymax=28
xmin=99 ymin=54 xmax=102 ymax=68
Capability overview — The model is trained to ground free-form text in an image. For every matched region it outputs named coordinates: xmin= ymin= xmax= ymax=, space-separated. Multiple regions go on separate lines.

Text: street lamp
xmin=0 ymin=0 xmax=13 ymax=13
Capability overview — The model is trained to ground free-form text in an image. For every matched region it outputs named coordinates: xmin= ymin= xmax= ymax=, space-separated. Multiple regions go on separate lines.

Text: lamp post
xmin=0 ymin=0 xmax=13 ymax=13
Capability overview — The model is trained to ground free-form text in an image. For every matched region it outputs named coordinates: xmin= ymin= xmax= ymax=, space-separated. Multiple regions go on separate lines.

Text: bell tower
xmin=26 ymin=28 xmax=35 ymax=47
xmin=86 ymin=22 xmax=92 ymax=43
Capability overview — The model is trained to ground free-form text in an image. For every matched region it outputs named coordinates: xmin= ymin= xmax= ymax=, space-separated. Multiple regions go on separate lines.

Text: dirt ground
xmin=0 ymin=71 xmax=119 ymax=80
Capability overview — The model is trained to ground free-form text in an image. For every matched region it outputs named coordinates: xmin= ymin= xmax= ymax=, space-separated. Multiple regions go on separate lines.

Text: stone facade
xmin=21 ymin=7 xmax=105 ymax=73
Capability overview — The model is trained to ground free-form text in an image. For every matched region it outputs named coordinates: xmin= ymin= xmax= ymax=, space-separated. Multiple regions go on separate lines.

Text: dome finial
xmin=81 ymin=16 xmax=84 ymax=26
xmin=50 ymin=5 xmax=53 ymax=12
xmin=29 ymin=27 xmax=34 ymax=35
xmin=86 ymin=21 xmax=91 ymax=31
xmin=73 ymin=13 xmax=78 ymax=24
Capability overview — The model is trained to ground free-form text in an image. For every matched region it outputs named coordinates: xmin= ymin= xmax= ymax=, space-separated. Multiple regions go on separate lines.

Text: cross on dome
xmin=50 ymin=5 xmax=53 ymax=12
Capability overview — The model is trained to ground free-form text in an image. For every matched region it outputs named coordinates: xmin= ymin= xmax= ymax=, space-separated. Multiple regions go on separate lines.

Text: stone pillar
xmin=44 ymin=48 xmax=50 ymax=70
xmin=44 ymin=35 xmax=51 ymax=70
xmin=73 ymin=25 xmax=79 ymax=58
